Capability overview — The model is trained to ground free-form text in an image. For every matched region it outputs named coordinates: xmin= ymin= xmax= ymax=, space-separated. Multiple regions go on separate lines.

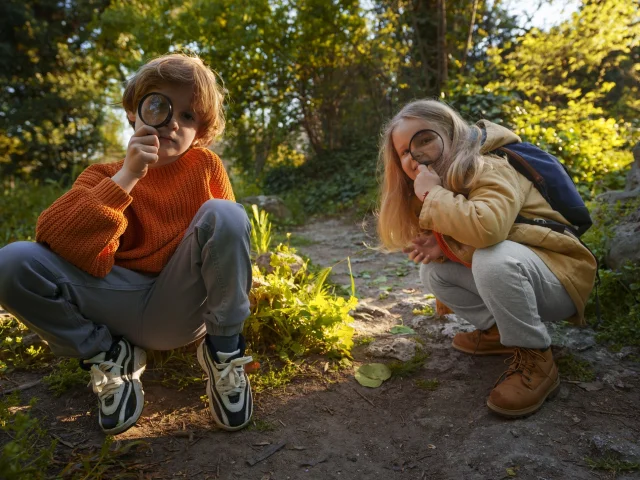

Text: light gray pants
xmin=420 ymin=240 xmax=576 ymax=349
xmin=0 ymin=200 xmax=252 ymax=358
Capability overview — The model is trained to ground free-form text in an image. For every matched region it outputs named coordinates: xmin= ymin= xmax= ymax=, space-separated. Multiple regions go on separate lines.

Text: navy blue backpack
xmin=491 ymin=142 xmax=593 ymax=237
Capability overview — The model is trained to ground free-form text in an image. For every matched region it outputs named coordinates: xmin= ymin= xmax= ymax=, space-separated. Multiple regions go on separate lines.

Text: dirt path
xmin=2 ymin=214 xmax=640 ymax=479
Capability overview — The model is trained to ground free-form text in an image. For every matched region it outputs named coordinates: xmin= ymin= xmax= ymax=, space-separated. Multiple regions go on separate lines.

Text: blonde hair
xmin=122 ymin=53 xmax=226 ymax=147
xmin=377 ymin=99 xmax=486 ymax=250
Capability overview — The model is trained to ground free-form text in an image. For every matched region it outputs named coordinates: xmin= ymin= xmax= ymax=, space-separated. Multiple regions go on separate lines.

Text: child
xmin=377 ymin=99 xmax=596 ymax=417
xmin=0 ymin=53 xmax=254 ymax=434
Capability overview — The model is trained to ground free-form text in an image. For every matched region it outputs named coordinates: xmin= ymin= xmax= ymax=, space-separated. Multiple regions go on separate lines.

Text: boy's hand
xmin=123 ymin=125 xmax=160 ymax=179
xmin=402 ymin=233 xmax=444 ymax=264
xmin=414 ymin=165 xmax=442 ymax=200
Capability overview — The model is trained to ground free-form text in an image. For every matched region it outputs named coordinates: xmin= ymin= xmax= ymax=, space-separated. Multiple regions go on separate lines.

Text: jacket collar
xmin=476 ymin=120 xmax=521 ymax=153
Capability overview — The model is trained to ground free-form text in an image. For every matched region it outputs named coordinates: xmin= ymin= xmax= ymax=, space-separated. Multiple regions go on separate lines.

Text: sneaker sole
xmin=451 ymin=341 xmax=515 ymax=356
xmin=102 ymin=347 xmax=147 ymax=435
xmin=486 ymin=375 xmax=560 ymax=418
xmin=197 ymin=344 xmax=251 ymax=432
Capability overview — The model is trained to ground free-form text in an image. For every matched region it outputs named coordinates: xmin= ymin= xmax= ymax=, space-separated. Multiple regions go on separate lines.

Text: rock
xmin=367 ymin=337 xmax=417 ymax=362
xmin=548 ymin=324 xmax=597 ymax=351
xmin=354 ymin=303 xmax=392 ymax=318
xmin=596 ymin=142 xmax=640 ymax=270
xmin=241 ymin=195 xmax=292 ymax=221
xmin=591 ymin=434 xmax=640 ymax=463
xmin=255 ymin=251 xmax=304 ymax=275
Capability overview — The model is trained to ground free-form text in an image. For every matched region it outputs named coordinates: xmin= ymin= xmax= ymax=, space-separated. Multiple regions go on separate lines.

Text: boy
xmin=0 ymin=53 xmax=254 ymax=434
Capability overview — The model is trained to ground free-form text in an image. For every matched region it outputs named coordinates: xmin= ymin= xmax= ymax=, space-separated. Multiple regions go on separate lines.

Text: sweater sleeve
xmin=36 ymin=166 xmax=132 ymax=277
xmin=418 ymin=163 xmax=524 ymax=249
xmin=208 ymin=151 xmax=235 ymax=202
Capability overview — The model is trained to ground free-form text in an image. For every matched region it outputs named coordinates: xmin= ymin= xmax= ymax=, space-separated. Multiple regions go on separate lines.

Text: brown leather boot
xmin=451 ymin=325 xmax=514 ymax=355
xmin=487 ymin=347 xmax=560 ymax=418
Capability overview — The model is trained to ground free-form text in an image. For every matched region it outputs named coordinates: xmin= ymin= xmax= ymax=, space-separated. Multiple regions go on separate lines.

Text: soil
xmin=2 ymin=213 xmax=640 ymax=480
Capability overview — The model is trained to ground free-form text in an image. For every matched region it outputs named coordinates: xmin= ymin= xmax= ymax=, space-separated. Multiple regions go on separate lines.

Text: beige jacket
xmin=419 ymin=120 xmax=597 ymax=326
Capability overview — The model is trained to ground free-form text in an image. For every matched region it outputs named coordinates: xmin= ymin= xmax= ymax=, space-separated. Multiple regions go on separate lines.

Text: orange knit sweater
xmin=36 ymin=147 xmax=235 ymax=278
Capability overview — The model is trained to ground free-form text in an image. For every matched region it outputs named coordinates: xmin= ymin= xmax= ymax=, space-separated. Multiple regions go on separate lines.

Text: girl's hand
xmin=414 ymin=165 xmax=442 ymax=200
xmin=123 ymin=125 xmax=160 ymax=180
xmin=402 ymin=233 xmax=444 ymax=264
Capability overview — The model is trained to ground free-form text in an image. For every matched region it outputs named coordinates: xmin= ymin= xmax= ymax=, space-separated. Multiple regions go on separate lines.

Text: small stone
xmin=510 ymin=430 xmax=520 ymax=438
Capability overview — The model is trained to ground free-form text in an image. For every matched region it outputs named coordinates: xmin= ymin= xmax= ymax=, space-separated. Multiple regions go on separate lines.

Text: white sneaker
xmin=197 ymin=335 xmax=253 ymax=431
xmin=84 ymin=337 xmax=146 ymax=435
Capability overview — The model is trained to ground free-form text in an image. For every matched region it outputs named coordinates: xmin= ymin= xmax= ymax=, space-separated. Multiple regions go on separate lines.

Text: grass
xmin=415 ymin=378 xmax=439 ymax=391
xmin=585 ymin=455 xmax=640 ymax=476
xmin=388 ymin=352 xmax=430 ymax=378
xmin=557 ymin=354 xmax=596 ymax=382
xmin=43 ymin=358 xmax=89 ymax=396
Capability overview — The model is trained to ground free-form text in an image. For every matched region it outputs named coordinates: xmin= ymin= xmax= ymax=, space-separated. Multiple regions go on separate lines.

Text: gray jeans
xmin=420 ymin=240 xmax=576 ymax=349
xmin=0 ymin=199 xmax=252 ymax=358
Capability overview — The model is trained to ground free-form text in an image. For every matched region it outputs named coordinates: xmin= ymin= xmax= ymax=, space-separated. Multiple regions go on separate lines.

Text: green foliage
xmin=246 ymin=244 xmax=357 ymax=361
xmin=388 ymin=351 xmax=429 ymax=378
xmin=583 ymin=197 xmax=640 ymax=348
xmin=263 ymin=141 xmax=378 ymax=216
xmin=585 ymin=455 xmax=640 ymax=476
xmin=146 ymin=347 xmax=204 ymax=391
xmin=250 ymin=204 xmax=273 ymax=256
xmin=0 ymin=395 xmax=56 ymax=480
xmin=0 ymin=315 xmax=52 ymax=373
xmin=42 ymin=358 xmax=89 ymax=397
xmin=1 ymin=179 xmax=67 ymax=248
xmin=415 ymin=378 xmax=439 ymax=391
xmin=0 ymin=0 xmax=124 ymax=180
xmin=556 ymin=354 xmax=595 ymax=382
xmin=249 ymin=360 xmax=300 ymax=395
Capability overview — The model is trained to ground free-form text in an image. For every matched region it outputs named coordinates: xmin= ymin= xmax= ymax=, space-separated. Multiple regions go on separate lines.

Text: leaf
xmin=355 ymin=371 xmax=383 ymax=388
xmin=390 ymin=325 xmax=415 ymax=335
xmin=358 ymin=363 xmax=392 ymax=381
xmin=372 ymin=276 xmax=387 ymax=284
xmin=346 ymin=256 xmax=356 ymax=297
xmin=506 ymin=468 xmax=517 ymax=477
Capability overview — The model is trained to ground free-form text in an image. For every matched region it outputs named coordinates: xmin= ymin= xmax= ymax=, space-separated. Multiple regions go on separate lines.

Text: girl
xmin=377 ymin=99 xmax=596 ymax=417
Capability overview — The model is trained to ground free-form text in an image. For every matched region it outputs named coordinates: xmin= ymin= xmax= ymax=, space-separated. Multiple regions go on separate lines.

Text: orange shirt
xmin=36 ymin=147 xmax=235 ymax=278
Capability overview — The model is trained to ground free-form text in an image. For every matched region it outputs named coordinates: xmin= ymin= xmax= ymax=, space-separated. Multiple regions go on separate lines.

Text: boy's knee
xmin=419 ymin=262 xmax=446 ymax=294
xmin=0 ymin=242 xmax=42 ymax=298
xmin=196 ymin=200 xmax=250 ymax=243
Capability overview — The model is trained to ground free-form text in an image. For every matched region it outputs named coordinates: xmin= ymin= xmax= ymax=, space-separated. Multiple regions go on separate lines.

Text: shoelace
xmin=215 ymin=355 xmax=253 ymax=397
xmin=87 ymin=362 xmax=124 ymax=401
xmin=493 ymin=348 xmax=549 ymax=387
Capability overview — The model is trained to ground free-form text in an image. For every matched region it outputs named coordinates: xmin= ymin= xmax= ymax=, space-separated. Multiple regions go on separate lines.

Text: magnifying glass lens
xmin=139 ymin=93 xmax=172 ymax=127
xmin=410 ymin=130 xmax=444 ymax=165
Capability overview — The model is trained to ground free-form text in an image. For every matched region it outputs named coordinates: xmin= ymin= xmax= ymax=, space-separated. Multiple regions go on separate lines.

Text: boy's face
xmin=127 ymin=84 xmax=201 ymax=166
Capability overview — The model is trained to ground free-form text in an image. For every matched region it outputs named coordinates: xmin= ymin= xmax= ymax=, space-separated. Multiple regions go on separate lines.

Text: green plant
xmin=585 ymin=455 xmax=640 ymax=476
xmin=246 ymin=243 xmax=357 ymax=361
xmin=43 ymin=358 xmax=89 ymax=396
xmin=415 ymin=378 xmax=439 ymax=391
xmin=250 ymin=205 xmax=273 ymax=256
xmin=412 ymin=305 xmax=435 ymax=316
xmin=1 ymin=179 xmax=67 ymax=248
xmin=146 ymin=347 xmax=204 ymax=391
xmin=249 ymin=360 xmax=301 ymax=395
xmin=556 ymin=354 xmax=596 ymax=382
xmin=388 ymin=352 xmax=429 ymax=378
xmin=0 ymin=316 xmax=52 ymax=373
xmin=0 ymin=394 xmax=56 ymax=480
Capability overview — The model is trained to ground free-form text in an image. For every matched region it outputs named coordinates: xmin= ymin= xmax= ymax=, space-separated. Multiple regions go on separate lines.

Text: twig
xmin=353 ymin=388 xmax=375 ymax=407
xmin=0 ymin=379 xmax=42 ymax=395
xmin=246 ymin=441 xmax=286 ymax=466
xmin=50 ymin=433 xmax=76 ymax=449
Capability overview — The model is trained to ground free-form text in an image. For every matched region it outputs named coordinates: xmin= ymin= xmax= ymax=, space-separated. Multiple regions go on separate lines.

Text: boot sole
xmin=451 ymin=341 xmax=515 ymax=356
xmin=486 ymin=375 xmax=560 ymax=418
xmin=102 ymin=347 xmax=147 ymax=435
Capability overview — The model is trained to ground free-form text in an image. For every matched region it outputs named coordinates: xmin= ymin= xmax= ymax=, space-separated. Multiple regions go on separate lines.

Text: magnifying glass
xmin=138 ymin=92 xmax=173 ymax=128
xmin=409 ymin=129 xmax=445 ymax=166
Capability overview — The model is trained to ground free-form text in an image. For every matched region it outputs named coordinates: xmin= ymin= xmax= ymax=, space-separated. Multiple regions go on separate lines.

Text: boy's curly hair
xmin=122 ymin=52 xmax=226 ymax=147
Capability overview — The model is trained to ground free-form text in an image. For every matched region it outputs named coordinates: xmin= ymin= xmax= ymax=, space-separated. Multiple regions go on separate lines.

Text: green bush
xmin=246 ymin=244 xmax=356 ymax=361
xmin=1 ymin=179 xmax=67 ymax=248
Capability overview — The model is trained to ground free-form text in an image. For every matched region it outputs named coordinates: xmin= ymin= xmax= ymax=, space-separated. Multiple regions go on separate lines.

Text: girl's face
xmin=127 ymin=84 xmax=201 ymax=166
xmin=392 ymin=118 xmax=450 ymax=181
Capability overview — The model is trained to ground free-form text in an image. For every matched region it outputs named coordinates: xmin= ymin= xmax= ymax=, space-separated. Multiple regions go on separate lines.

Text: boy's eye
xmin=181 ymin=112 xmax=196 ymax=121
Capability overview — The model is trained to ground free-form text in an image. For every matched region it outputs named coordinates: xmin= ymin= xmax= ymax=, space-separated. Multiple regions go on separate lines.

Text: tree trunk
xmin=461 ymin=0 xmax=479 ymax=73
xmin=436 ymin=0 xmax=448 ymax=95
